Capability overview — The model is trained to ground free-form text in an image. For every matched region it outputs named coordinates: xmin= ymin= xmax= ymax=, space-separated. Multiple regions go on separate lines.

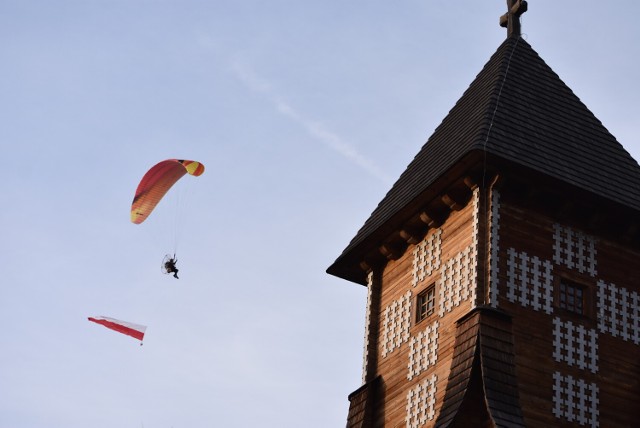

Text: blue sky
xmin=1 ymin=1 xmax=639 ymax=427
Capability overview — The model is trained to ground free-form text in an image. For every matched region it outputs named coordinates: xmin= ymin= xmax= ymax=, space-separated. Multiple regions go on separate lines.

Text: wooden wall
xmin=361 ymin=186 xmax=640 ymax=427
xmin=495 ymin=190 xmax=640 ymax=427
xmin=371 ymin=192 xmax=478 ymax=427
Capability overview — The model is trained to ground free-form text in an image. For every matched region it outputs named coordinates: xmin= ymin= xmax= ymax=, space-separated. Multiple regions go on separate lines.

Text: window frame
xmin=414 ymin=283 xmax=436 ymax=325
xmin=555 ymin=276 xmax=593 ymax=319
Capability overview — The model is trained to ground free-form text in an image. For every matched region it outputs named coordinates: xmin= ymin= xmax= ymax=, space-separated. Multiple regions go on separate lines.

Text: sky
xmin=1 ymin=1 xmax=639 ymax=427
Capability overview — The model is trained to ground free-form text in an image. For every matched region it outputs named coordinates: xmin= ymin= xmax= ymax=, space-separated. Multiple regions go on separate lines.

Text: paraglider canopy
xmin=130 ymin=159 xmax=205 ymax=225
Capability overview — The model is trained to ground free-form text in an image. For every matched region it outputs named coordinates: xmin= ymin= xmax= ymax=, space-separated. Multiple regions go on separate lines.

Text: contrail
xmin=230 ymin=60 xmax=392 ymax=184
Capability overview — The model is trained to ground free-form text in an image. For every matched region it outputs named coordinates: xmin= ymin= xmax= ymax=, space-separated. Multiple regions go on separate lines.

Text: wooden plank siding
xmin=349 ymin=186 xmax=640 ymax=428
xmin=494 ymin=192 xmax=640 ymax=428
xmin=370 ymin=200 xmax=477 ymax=427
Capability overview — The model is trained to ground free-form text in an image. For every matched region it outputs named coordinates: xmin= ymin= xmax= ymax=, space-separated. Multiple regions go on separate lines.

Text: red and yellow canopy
xmin=130 ymin=159 xmax=204 ymax=224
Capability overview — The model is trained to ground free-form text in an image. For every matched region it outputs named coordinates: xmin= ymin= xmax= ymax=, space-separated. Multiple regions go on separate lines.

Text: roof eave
xmin=327 ymin=150 xmax=487 ymax=285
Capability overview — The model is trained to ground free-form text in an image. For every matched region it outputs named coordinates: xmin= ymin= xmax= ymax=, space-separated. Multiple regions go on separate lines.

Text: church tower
xmin=327 ymin=2 xmax=640 ymax=427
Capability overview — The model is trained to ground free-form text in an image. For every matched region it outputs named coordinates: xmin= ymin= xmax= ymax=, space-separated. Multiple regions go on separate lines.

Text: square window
xmin=416 ymin=285 xmax=436 ymax=324
xmin=559 ymin=279 xmax=585 ymax=315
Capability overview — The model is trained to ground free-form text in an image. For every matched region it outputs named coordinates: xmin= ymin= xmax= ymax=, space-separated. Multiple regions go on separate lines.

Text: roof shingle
xmin=328 ymin=37 xmax=640 ymax=283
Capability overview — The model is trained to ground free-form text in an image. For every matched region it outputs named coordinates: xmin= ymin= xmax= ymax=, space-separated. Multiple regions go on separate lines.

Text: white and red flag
xmin=88 ymin=316 xmax=147 ymax=342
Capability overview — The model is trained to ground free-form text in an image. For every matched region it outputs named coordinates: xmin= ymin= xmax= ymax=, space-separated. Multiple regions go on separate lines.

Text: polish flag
xmin=88 ymin=316 xmax=147 ymax=342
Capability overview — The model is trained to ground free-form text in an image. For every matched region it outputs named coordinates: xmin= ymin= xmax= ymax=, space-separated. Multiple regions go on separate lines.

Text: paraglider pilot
xmin=164 ymin=257 xmax=179 ymax=279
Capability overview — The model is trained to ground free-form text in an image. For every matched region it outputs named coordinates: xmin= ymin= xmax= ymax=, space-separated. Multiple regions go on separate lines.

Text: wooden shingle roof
xmin=345 ymin=376 xmax=380 ymax=428
xmin=328 ymin=36 xmax=640 ymax=284
xmin=435 ymin=307 xmax=525 ymax=427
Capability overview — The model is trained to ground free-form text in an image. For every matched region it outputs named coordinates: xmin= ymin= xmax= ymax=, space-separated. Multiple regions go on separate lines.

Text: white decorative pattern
xmin=552 ymin=317 xmax=598 ymax=373
xmin=597 ymin=280 xmax=640 ymax=345
xmin=553 ymin=224 xmax=597 ymax=276
xmin=405 ymin=374 xmax=438 ymax=428
xmin=470 ymin=188 xmax=479 ymax=311
xmin=361 ymin=271 xmax=373 ymax=384
xmin=438 ymin=246 xmax=476 ymax=317
xmin=506 ymin=248 xmax=554 ymax=314
xmin=412 ymin=229 xmax=442 ymax=287
xmin=382 ymin=290 xmax=412 ymax=357
xmin=407 ymin=321 xmax=439 ymax=380
xmin=552 ymin=371 xmax=599 ymax=427
xmin=488 ymin=188 xmax=500 ymax=307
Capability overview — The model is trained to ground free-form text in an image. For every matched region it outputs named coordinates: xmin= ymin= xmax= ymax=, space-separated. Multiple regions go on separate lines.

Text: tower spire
xmin=500 ymin=0 xmax=528 ymax=38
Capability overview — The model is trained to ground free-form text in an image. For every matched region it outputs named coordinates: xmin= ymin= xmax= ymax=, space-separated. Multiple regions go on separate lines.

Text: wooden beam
xmin=419 ymin=210 xmax=449 ymax=229
xmin=442 ymin=193 xmax=463 ymax=211
xmin=442 ymin=185 xmax=472 ymax=212
xmin=400 ymin=226 xmax=424 ymax=245
xmin=379 ymin=242 xmax=404 ymax=261
xmin=419 ymin=210 xmax=446 ymax=228
xmin=359 ymin=260 xmax=373 ymax=272
xmin=359 ymin=252 xmax=387 ymax=272
xmin=462 ymin=170 xmax=488 ymax=191
xmin=463 ymin=174 xmax=481 ymax=190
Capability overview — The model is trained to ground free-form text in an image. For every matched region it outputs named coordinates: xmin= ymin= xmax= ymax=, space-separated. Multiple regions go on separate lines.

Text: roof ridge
xmin=341 ymin=38 xmax=523 ymax=255
xmin=328 ymin=36 xmax=640 ymax=284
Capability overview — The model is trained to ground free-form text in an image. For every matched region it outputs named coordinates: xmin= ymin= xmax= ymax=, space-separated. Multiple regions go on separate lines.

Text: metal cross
xmin=500 ymin=0 xmax=528 ymax=38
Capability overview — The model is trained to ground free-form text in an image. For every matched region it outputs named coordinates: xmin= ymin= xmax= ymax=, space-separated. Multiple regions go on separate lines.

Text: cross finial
xmin=500 ymin=0 xmax=528 ymax=38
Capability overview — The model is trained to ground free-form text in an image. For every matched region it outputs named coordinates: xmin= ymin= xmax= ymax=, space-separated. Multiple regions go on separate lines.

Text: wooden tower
xmin=327 ymin=3 xmax=640 ymax=427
